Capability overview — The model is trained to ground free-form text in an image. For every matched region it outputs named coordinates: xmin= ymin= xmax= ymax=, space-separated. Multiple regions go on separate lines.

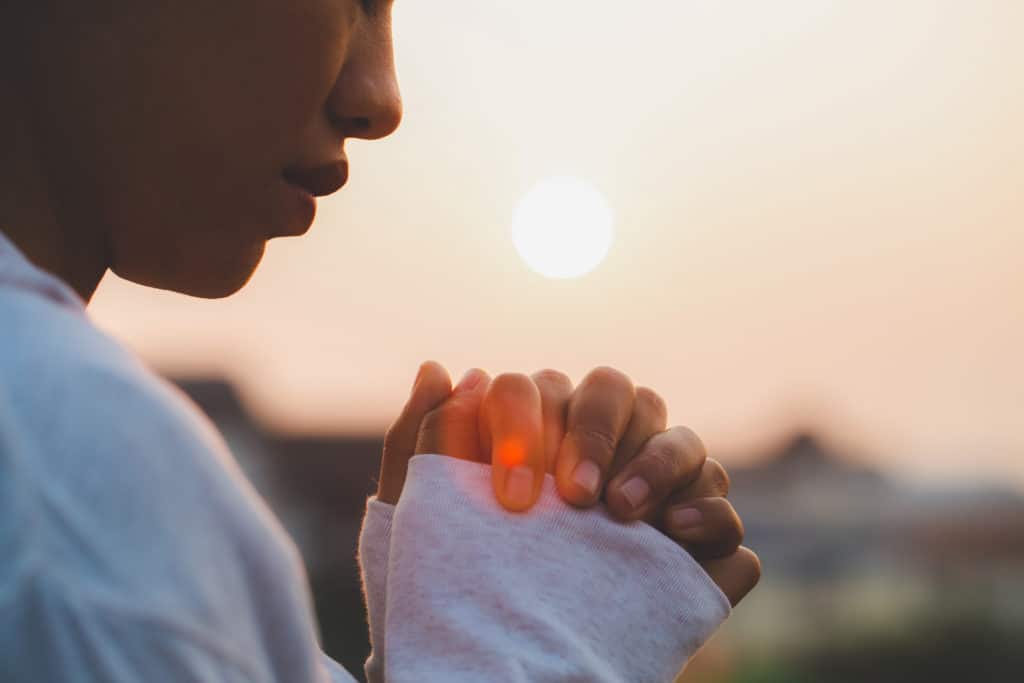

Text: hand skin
xmin=377 ymin=361 xmax=761 ymax=607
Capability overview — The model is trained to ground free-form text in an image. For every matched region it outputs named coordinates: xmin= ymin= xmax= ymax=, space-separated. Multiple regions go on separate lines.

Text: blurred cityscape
xmin=173 ymin=376 xmax=1024 ymax=683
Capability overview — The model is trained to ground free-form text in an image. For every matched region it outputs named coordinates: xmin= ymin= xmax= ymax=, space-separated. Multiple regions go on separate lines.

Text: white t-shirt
xmin=0 ymin=230 xmax=729 ymax=682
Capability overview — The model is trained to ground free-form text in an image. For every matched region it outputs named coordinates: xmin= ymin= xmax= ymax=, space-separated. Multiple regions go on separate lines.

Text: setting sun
xmin=510 ymin=176 xmax=615 ymax=280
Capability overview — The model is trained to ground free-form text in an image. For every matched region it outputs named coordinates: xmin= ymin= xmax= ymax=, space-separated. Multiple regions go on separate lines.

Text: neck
xmin=0 ymin=71 xmax=109 ymax=303
xmin=1 ymin=225 xmax=109 ymax=303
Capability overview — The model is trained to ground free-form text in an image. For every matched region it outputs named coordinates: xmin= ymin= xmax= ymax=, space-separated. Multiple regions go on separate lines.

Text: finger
xmin=481 ymin=373 xmax=545 ymax=512
xmin=377 ymin=361 xmax=452 ymax=504
xmin=673 ymin=457 xmax=730 ymax=502
xmin=530 ymin=369 xmax=574 ymax=474
xmin=555 ymin=367 xmax=635 ymax=507
xmin=414 ymin=367 xmax=492 ymax=461
xmin=662 ymin=497 xmax=744 ymax=561
xmin=607 ymin=387 xmax=668 ymax=478
xmin=605 ymin=424 xmax=708 ymax=522
xmin=603 ymin=387 xmax=668 ymax=518
xmin=699 ymin=547 xmax=762 ymax=608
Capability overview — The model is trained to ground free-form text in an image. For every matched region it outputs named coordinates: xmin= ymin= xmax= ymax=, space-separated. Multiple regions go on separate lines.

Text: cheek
xmin=36 ymin=1 xmax=350 ymax=295
xmin=75 ymin=4 xmax=345 ymax=292
xmin=106 ymin=165 xmax=285 ymax=297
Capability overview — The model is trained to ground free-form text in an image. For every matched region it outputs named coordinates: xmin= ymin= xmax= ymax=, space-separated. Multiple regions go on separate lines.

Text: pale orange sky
xmin=89 ymin=1 xmax=1023 ymax=488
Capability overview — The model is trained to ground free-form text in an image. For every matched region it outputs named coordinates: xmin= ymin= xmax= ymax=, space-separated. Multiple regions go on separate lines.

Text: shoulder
xmin=0 ymin=288 xmax=302 ymax=615
xmin=2 ymin=570 xmax=262 ymax=683
xmin=0 ymin=290 xmax=324 ymax=683
xmin=0 ymin=285 xmax=198 ymax=434
xmin=0 ymin=284 xmax=233 ymax=482
xmin=0 ymin=287 xmax=239 ymax=515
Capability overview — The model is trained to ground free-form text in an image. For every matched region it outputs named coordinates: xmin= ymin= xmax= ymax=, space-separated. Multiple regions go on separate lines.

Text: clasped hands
xmin=377 ymin=362 xmax=760 ymax=606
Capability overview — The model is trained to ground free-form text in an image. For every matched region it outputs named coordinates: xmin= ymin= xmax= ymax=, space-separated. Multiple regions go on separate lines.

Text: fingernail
xmin=619 ymin=477 xmax=650 ymax=511
xmin=505 ymin=466 xmax=534 ymax=509
xmin=571 ymin=459 xmax=601 ymax=497
xmin=670 ymin=507 xmax=704 ymax=530
xmin=456 ymin=368 xmax=482 ymax=392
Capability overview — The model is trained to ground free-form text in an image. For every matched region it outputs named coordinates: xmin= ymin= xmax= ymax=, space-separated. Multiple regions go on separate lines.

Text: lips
xmin=283 ymin=160 xmax=349 ymax=197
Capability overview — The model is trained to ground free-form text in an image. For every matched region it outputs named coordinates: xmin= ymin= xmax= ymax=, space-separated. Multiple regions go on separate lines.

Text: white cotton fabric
xmin=358 ymin=455 xmax=730 ymax=683
xmin=0 ymin=230 xmax=729 ymax=683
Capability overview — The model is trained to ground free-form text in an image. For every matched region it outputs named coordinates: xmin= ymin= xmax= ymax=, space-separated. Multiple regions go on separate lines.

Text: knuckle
xmin=642 ymin=441 xmax=685 ymax=481
xmin=704 ymin=458 xmax=731 ymax=496
xmin=584 ymin=365 xmax=634 ymax=393
xmin=575 ymin=425 xmax=619 ymax=457
xmin=634 ymin=386 xmax=668 ymax=421
xmin=487 ymin=373 xmax=538 ymax=405
xmin=670 ymin=425 xmax=708 ymax=466
xmin=532 ymin=368 xmax=573 ymax=391
xmin=728 ymin=517 xmax=746 ymax=548
xmin=712 ymin=498 xmax=744 ymax=545
xmin=492 ymin=371 xmax=533 ymax=388
xmin=740 ymin=547 xmax=762 ymax=585
xmin=416 ymin=360 xmax=448 ymax=389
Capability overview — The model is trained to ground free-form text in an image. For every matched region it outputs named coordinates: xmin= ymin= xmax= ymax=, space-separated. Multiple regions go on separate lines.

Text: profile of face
xmin=13 ymin=0 xmax=401 ymax=297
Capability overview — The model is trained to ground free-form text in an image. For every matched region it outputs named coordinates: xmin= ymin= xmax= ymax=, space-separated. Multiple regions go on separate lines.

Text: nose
xmin=327 ymin=28 xmax=403 ymax=141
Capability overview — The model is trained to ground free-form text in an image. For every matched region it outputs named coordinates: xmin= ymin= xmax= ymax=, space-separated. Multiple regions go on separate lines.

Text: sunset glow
xmin=89 ymin=1 xmax=1024 ymax=489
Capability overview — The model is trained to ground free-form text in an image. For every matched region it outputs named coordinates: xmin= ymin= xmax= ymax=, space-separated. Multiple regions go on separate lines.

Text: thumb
xmin=481 ymin=373 xmax=545 ymax=512
xmin=377 ymin=361 xmax=452 ymax=504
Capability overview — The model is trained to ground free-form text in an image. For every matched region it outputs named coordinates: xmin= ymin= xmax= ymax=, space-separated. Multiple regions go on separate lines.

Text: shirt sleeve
xmin=357 ymin=453 xmax=731 ymax=683
xmin=2 ymin=587 xmax=261 ymax=683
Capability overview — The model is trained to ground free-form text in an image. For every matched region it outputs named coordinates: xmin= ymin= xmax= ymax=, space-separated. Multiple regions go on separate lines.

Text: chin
xmin=113 ymin=241 xmax=267 ymax=299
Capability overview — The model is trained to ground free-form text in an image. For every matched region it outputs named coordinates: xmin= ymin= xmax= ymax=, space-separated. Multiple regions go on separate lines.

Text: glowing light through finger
xmin=496 ymin=438 xmax=526 ymax=468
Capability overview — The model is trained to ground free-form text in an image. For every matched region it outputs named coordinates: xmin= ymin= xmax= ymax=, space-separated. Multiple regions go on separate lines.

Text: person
xmin=0 ymin=1 xmax=760 ymax=681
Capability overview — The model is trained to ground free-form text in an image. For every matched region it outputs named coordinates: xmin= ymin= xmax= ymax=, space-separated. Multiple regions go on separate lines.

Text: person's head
xmin=0 ymin=1 xmax=401 ymax=299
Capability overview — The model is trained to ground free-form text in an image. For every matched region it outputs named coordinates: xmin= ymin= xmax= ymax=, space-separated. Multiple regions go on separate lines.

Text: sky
xmin=89 ymin=1 xmax=1023 ymax=488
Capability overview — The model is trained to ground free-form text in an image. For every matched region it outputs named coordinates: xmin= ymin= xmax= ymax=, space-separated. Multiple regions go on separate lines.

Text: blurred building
xmin=176 ymin=377 xmax=382 ymax=676
xmin=692 ymin=433 xmax=1024 ymax=682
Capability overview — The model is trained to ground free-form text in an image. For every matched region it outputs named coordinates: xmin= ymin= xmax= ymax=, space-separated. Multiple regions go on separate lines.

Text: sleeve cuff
xmin=383 ymin=454 xmax=731 ymax=681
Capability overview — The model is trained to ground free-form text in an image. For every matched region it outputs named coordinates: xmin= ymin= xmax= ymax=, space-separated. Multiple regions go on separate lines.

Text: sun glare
xmin=511 ymin=176 xmax=615 ymax=279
